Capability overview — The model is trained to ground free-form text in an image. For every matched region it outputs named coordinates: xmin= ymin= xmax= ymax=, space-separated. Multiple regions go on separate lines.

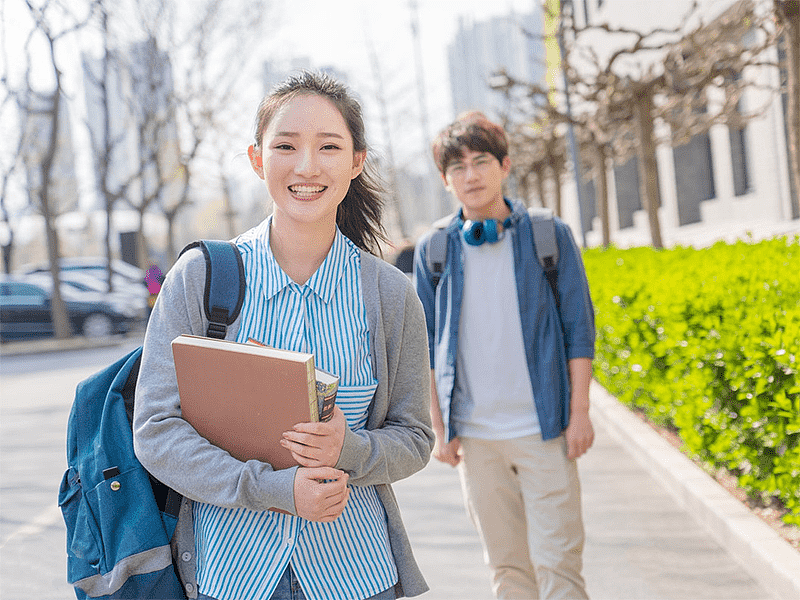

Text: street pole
xmin=557 ymin=9 xmax=588 ymax=247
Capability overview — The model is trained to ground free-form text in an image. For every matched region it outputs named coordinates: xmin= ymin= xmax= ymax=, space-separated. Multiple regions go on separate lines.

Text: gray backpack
xmin=425 ymin=207 xmax=560 ymax=307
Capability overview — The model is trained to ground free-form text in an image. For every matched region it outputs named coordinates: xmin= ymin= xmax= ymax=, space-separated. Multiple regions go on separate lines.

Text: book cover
xmin=171 ymin=334 xmax=318 ymax=470
xmin=247 ymin=338 xmax=339 ymax=422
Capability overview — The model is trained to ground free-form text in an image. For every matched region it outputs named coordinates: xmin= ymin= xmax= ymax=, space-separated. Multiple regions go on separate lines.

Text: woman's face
xmin=248 ymin=94 xmax=365 ymax=228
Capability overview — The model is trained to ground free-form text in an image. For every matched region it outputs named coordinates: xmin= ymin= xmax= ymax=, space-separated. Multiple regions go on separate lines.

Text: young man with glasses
xmin=413 ymin=111 xmax=596 ymax=599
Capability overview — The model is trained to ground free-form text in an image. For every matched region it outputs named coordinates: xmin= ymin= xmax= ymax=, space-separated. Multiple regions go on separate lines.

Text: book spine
xmin=306 ymin=359 xmax=319 ymax=422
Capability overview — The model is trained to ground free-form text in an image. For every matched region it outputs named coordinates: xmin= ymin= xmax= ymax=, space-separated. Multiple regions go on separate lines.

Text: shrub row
xmin=583 ymin=236 xmax=800 ymax=525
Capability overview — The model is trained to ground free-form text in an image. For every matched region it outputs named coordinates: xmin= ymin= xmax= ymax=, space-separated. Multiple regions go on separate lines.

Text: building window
xmin=613 ymin=156 xmax=642 ymax=229
xmin=673 ymin=130 xmax=716 ymax=226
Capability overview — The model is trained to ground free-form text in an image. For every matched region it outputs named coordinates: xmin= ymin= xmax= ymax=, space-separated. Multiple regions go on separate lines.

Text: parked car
xmin=46 ymin=270 xmax=149 ymax=315
xmin=0 ymin=274 xmax=146 ymax=341
xmin=20 ymin=257 xmax=147 ymax=289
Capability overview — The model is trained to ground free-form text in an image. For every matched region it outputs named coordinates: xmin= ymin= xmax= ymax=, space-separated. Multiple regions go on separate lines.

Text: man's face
xmin=442 ymin=149 xmax=511 ymax=220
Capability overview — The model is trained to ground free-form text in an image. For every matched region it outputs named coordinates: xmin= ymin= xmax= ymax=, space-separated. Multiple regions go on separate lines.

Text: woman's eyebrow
xmin=274 ymin=131 xmax=345 ymax=139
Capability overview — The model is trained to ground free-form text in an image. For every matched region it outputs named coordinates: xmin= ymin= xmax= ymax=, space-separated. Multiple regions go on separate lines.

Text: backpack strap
xmin=528 ymin=207 xmax=560 ymax=309
xmin=180 ymin=240 xmax=246 ymax=339
xmin=425 ymin=214 xmax=456 ymax=287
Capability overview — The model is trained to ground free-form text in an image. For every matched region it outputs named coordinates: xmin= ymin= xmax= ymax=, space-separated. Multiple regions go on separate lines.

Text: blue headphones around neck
xmin=459 ymin=200 xmax=514 ymax=246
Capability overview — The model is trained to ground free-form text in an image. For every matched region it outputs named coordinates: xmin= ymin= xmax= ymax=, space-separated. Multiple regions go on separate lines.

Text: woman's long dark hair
xmin=253 ymin=71 xmax=388 ymax=255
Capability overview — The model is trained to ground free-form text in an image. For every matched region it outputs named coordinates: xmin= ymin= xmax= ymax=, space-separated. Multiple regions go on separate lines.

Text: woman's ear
xmin=248 ymin=145 xmax=264 ymax=179
xmin=351 ymin=150 xmax=366 ymax=180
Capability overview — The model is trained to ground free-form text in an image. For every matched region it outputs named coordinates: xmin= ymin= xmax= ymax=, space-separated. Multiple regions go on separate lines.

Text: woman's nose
xmin=295 ymin=149 xmax=320 ymax=176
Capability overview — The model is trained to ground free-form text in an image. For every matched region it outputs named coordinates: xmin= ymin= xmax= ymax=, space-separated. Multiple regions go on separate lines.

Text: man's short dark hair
xmin=431 ymin=111 xmax=509 ymax=175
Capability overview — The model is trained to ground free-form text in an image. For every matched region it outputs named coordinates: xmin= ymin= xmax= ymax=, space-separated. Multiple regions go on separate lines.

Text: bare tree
xmin=0 ymin=90 xmax=26 ymax=273
xmin=82 ymin=2 xmax=133 ymax=291
xmin=155 ymin=0 xmax=267 ymax=263
xmin=365 ymin=28 xmax=408 ymax=241
xmin=501 ymin=0 xmax=781 ymax=248
xmin=19 ymin=0 xmax=98 ymax=338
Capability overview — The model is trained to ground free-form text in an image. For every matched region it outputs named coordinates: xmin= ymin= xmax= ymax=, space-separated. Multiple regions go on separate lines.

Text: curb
xmin=590 ymin=381 xmax=800 ymax=600
xmin=0 ymin=332 xmax=143 ymax=357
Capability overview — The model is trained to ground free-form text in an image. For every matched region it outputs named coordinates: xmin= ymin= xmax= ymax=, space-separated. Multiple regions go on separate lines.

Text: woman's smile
xmin=289 ymin=184 xmax=328 ymax=200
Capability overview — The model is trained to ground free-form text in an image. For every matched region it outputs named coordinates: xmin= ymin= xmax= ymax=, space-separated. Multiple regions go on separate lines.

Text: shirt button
xmin=181 ymin=551 xmax=192 ymax=562
xmin=184 ymin=582 xmax=195 ymax=594
xmin=285 ymin=537 xmax=294 ymax=546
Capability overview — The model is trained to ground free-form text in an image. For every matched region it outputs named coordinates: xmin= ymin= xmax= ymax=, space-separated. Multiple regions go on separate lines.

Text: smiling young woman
xmin=134 ymin=71 xmax=434 ymax=600
xmin=247 ymin=93 xmax=367 ymax=284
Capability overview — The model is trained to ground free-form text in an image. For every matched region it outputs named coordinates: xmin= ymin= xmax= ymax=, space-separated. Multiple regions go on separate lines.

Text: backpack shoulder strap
xmin=180 ymin=240 xmax=246 ymax=339
xmin=528 ymin=207 xmax=560 ymax=308
xmin=425 ymin=213 xmax=456 ymax=286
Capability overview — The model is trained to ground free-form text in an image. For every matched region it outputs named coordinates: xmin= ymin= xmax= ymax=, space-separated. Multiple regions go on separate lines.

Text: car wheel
xmin=82 ymin=313 xmax=113 ymax=338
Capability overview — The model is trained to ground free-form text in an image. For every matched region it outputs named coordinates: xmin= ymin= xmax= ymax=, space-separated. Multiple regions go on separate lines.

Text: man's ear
xmin=248 ymin=145 xmax=264 ymax=180
xmin=501 ymin=155 xmax=512 ymax=177
xmin=351 ymin=150 xmax=366 ymax=179
xmin=441 ymin=172 xmax=453 ymax=192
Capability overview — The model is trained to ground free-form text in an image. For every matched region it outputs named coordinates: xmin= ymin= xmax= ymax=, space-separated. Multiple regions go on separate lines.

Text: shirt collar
xmin=251 ymin=216 xmax=357 ymax=304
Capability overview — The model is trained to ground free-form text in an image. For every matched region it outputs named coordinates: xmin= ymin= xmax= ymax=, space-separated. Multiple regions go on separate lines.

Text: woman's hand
xmin=293 ymin=467 xmax=350 ymax=522
xmin=281 ymin=405 xmax=347 ymax=468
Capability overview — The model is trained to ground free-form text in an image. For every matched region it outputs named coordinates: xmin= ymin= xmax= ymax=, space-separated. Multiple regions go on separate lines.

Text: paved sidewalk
xmin=393 ymin=383 xmax=800 ymax=600
xmin=4 ymin=335 xmax=799 ymax=599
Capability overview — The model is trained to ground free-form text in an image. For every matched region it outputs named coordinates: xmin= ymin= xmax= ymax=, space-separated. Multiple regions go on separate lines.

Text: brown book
xmin=247 ymin=338 xmax=339 ymax=423
xmin=171 ymin=334 xmax=321 ymax=470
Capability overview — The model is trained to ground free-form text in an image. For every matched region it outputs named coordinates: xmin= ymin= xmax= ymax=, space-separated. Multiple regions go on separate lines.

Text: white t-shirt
xmin=451 ymin=234 xmax=541 ymax=440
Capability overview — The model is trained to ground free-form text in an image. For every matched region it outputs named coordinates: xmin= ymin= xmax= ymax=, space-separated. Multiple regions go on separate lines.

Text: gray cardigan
xmin=133 ymin=245 xmax=434 ymax=599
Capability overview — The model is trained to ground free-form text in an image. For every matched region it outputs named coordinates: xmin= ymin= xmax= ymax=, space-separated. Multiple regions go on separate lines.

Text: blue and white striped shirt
xmin=193 ymin=218 xmax=398 ymax=600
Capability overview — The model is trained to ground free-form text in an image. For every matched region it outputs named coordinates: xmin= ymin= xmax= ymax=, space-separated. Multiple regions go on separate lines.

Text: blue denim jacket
xmin=412 ymin=199 xmax=595 ymax=442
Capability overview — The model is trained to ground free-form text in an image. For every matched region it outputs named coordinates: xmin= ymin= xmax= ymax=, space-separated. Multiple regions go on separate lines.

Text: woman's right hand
xmin=293 ymin=467 xmax=350 ymax=522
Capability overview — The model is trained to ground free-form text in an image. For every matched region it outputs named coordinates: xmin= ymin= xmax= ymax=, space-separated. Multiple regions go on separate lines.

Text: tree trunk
xmin=633 ymin=88 xmax=664 ymax=248
xmin=550 ymin=161 xmax=563 ymax=217
xmin=40 ymin=85 xmax=72 ymax=338
xmin=777 ymin=0 xmax=800 ymax=218
xmin=534 ymin=168 xmax=547 ymax=208
xmin=518 ymin=171 xmax=531 ymax=207
xmin=594 ymin=144 xmax=611 ymax=247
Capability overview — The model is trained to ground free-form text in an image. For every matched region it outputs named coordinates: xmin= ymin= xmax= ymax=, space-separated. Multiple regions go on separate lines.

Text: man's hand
xmin=433 ymin=435 xmax=462 ymax=467
xmin=564 ymin=409 xmax=594 ymax=460
xmin=293 ymin=467 xmax=350 ymax=522
xmin=281 ymin=406 xmax=347 ymax=468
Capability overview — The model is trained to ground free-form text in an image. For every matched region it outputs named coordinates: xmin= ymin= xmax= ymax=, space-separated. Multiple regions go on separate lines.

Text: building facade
xmin=568 ymin=0 xmax=799 ymax=247
xmin=447 ymin=8 xmax=547 ymax=122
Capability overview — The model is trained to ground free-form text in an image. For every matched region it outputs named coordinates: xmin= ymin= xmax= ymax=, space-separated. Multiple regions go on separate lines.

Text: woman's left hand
xmin=281 ymin=406 xmax=347 ymax=468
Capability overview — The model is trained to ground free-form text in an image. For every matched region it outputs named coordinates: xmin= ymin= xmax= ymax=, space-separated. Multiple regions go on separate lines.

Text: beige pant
xmin=458 ymin=435 xmax=588 ymax=600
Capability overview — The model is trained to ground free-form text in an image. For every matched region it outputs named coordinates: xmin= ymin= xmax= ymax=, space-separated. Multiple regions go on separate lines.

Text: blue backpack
xmin=58 ymin=241 xmax=245 ymax=599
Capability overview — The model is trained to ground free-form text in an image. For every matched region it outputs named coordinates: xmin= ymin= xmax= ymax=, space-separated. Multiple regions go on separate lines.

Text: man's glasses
xmin=445 ymin=154 xmax=496 ymax=178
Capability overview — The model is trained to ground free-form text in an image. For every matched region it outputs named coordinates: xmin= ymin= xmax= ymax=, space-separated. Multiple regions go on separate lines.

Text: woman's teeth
xmin=290 ymin=185 xmax=326 ymax=197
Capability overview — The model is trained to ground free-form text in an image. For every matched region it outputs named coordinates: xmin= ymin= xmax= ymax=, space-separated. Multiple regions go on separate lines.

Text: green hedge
xmin=583 ymin=236 xmax=800 ymax=525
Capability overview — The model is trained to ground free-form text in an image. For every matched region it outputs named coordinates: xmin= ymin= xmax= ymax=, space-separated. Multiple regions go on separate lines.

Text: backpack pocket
xmin=59 ymin=466 xmax=103 ymax=573
xmin=83 ymin=465 xmax=172 ymax=574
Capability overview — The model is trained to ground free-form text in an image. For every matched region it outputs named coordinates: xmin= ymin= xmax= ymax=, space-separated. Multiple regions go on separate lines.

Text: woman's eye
xmin=273 ymin=143 xmax=294 ymax=150
xmin=321 ymin=143 xmax=341 ymax=151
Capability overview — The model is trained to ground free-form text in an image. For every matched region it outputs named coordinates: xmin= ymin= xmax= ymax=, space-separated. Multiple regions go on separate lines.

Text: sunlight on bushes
xmin=584 ymin=236 xmax=800 ymax=526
